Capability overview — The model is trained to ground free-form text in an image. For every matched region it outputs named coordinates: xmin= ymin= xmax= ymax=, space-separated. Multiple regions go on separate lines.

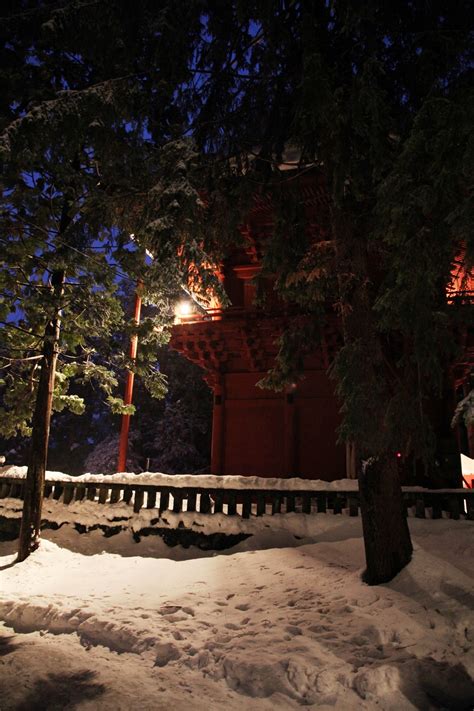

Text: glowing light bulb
xmin=175 ymin=300 xmax=192 ymax=318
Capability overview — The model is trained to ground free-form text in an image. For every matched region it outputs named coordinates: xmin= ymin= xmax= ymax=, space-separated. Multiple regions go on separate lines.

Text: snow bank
xmin=0 ymin=494 xmax=360 ymax=544
xmin=2 ymin=465 xmax=469 ymax=494
xmin=0 ymin=464 xmax=358 ymax=490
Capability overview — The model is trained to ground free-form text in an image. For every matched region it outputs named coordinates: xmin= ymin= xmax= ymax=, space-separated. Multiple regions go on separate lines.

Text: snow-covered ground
xmin=1 ymin=515 xmax=473 ymax=710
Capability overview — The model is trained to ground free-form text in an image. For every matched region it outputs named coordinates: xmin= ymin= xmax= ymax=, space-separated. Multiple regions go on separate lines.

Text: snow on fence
xmin=0 ymin=476 xmax=473 ymax=521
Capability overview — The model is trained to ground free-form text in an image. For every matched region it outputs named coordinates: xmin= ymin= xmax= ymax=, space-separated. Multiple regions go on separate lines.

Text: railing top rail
xmin=0 ymin=476 xmax=472 ymax=497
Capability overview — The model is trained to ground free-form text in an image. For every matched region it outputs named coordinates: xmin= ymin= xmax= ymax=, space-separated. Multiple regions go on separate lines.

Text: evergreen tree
xmin=0 ymin=0 xmax=216 ymax=560
xmin=180 ymin=1 xmax=473 ymax=583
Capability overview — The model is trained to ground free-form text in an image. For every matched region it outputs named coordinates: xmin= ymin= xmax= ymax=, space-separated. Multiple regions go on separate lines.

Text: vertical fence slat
xmin=272 ymin=493 xmax=282 ymax=515
xmin=75 ymin=486 xmax=86 ymax=502
xmin=256 ymin=492 xmax=266 ymax=516
xmin=172 ymin=490 xmax=183 ymax=513
xmin=226 ymin=491 xmax=237 ymax=516
xmin=159 ymin=489 xmax=169 ymax=512
xmin=333 ymin=495 xmax=343 ymax=515
xmin=286 ymin=493 xmax=295 ymax=513
xmin=146 ymin=488 xmax=156 ymax=509
xmin=241 ymin=492 xmax=252 ymax=518
xmin=448 ymin=495 xmax=461 ymax=520
xmin=133 ymin=488 xmax=144 ymax=513
xmin=466 ymin=494 xmax=474 ymax=521
xmin=9 ymin=483 xmax=20 ymax=499
xmin=348 ymin=496 xmax=359 ymax=516
xmin=187 ymin=491 xmax=196 ymax=512
xmin=63 ymin=484 xmax=75 ymax=505
xmin=199 ymin=491 xmax=211 ymax=514
xmin=316 ymin=494 xmax=326 ymax=513
xmin=53 ymin=484 xmax=64 ymax=501
xmin=110 ymin=487 xmax=121 ymax=505
xmin=301 ymin=493 xmax=311 ymax=514
xmin=214 ymin=490 xmax=224 ymax=514
xmin=86 ymin=485 xmax=97 ymax=502
xmin=415 ymin=496 xmax=426 ymax=519
xmin=122 ymin=486 xmax=133 ymax=505
xmin=98 ymin=486 xmax=109 ymax=505
xmin=430 ymin=493 xmax=442 ymax=519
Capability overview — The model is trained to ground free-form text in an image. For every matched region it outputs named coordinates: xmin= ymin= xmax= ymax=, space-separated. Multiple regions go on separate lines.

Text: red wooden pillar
xmin=211 ymin=377 xmax=225 ymax=475
xmin=117 ymin=286 xmax=142 ymax=472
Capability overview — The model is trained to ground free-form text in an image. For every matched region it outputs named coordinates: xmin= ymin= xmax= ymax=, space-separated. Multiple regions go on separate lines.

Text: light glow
xmin=175 ymin=300 xmax=193 ymax=318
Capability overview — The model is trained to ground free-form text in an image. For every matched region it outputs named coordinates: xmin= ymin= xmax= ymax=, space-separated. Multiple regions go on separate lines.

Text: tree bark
xmin=17 ymin=269 xmax=65 ymax=562
xmin=359 ymin=456 xmax=413 ymax=584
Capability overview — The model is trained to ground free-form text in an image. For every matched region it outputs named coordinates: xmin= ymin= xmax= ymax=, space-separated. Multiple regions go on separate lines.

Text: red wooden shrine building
xmin=168 ymin=174 xmax=473 ymax=483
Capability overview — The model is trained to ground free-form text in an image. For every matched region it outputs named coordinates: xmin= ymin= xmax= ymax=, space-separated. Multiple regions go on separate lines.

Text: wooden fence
xmin=0 ymin=477 xmax=473 ymax=521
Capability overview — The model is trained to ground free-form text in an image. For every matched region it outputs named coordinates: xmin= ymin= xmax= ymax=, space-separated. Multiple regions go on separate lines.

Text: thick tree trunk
xmin=359 ymin=456 xmax=413 ymax=584
xmin=17 ymin=270 xmax=65 ymax=562
xmin=332 ymin=205 xmax=413 ymax=584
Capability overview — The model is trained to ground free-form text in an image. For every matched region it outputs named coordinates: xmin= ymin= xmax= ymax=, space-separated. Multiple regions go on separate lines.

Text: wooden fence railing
xmin=0 ymin=477 xmax=473 ymax=521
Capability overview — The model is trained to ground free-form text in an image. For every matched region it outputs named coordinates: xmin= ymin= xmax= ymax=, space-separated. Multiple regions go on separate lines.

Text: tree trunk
xmin=17 ymin=270 xmax=65 ymax=562
xmin=359 ymin=456 xmax=413 ymax=585
xmin=332 ymin=205 xmax=413 ymax=584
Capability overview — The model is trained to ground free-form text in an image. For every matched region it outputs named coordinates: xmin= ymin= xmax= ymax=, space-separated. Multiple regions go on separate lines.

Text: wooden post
xmin=117 ymin=285 xmax=142 ymax=472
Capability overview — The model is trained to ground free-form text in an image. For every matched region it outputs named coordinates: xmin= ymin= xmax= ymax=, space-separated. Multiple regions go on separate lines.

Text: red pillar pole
xmin=117 ymin=285 xmax=142 ymax=472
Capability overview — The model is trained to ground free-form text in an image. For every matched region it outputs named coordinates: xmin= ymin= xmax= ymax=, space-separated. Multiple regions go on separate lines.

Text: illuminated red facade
xmin=170 ymin=175 xmax=473 ymax=481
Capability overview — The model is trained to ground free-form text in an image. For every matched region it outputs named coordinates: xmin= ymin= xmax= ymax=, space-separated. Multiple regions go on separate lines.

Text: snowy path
xmin=0 ymin=518 xmax=473 ymax=709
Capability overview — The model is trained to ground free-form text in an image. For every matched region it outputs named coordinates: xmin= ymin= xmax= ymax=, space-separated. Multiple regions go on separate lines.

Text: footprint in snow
xmin=154 ymin=642 xmax=181 ymax=667
xmin=234 ymin=602 xmax=250 ymax=611
xmin=285 ymin=625 xmax=303 ymax=636
xmin=158 ymin=605 xmax=182 ymax=616
xmin=308 ymin=624 xmax=332 ymax=634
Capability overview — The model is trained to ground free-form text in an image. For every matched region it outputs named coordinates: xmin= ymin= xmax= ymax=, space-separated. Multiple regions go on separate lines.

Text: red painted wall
xmin=216 ymin=371 xmax=345 ymax=479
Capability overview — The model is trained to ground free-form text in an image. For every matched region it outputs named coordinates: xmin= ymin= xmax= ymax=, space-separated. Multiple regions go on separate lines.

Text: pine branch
xmin=0 ymin=322 xmax=43 ymax=339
